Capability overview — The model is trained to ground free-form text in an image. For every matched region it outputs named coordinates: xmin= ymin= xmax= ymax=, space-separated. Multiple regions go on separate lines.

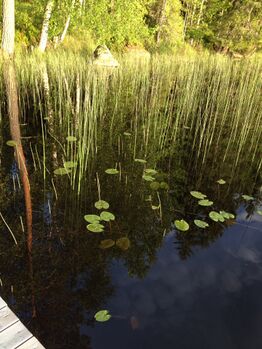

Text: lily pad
xmin=66 ymin=136 xmax=77 ymax=142
xmin=198 ymin=199 xmax=213 ymax=207
xmin=64 ymin=161 xmax=77 ymax=169
xmin=256 ymin=210 xmax=262 ymax=216
xmin=100 ymin=211 xmax=115 ymax=222
xmin=150 ymin=181 xmax=160 ymax=190
xmin=209 ymin=211 xmax=225 ymax=222
xmin=142 ymin=174 xmax=155 ymax=182
xmin=116 ymin=237 xmax=131 ymax=250
xmin=6 ymin=140 xmax=17 ymax=147
xmin=87 ymin=223 xmax=104 ymax=233
xmin=54 ymin=167 xmax=72 ymax=175
xmin=94 ymin=310 xmax=111 ymax=322
xmin=174 ymin=219 xmax=189 ymax=232
xmin=105 ymin=168 xmax=119 ymax=175
xmin=160 ymin=182 xmax=169 ymax=190
xmin=84 ymin=214 xmax=101 ymax=223
xmin=190 ymin=191 xmax=207 ymax=200
xmin=217 ymin=179 xmax=226 ymax=185
xmin=220 ymin=211 xmax=235 ymax=219
xmin=242 ymin=194 xmax=255 ymax=201
xmin=95 ymin=200 xmax=109 ymax=210
xmin=99 ymin=239 xmax=115 ymax=249
xmin=144 ymin=169 xmax=157 ymax=176
xmin=134 ymin=159 xmax=147 ymax=164
xmin=194 ymin=219 xmax=209 ymax=228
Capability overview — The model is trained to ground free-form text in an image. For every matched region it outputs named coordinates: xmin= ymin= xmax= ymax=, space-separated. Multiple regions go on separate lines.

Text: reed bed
xmin=0 ymin=51 xmax=261 ymax=192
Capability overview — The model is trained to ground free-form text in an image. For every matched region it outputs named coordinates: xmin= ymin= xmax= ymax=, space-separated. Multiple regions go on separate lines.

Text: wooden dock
xmin=0 ymin=297 xmax=45 ymax=349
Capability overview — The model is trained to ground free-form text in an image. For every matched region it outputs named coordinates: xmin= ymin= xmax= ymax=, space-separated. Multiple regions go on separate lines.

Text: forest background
xmin=0 ymin=0 xmax=261 ymax=56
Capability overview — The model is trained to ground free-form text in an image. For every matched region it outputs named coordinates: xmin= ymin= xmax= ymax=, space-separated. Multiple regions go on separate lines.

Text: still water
xmin=0 ymin=57 xmax=261 ymax=348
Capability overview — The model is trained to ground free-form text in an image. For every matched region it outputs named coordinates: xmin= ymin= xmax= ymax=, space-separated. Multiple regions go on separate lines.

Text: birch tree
xmin=1 ymin=0 xmax=15 ymax=55
xmin=38 ymin=0 xmax=54 ymax=52
xmin=58 ymin=0 xmax=76 ymax=44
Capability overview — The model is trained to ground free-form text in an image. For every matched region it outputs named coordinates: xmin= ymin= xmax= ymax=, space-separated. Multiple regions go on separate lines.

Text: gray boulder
xmin=93 ymin=45 xmax=119 ymax=67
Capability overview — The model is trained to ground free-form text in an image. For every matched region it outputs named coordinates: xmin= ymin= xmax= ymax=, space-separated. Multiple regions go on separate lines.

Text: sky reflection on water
xmin=86 ymin=207 xmax=262 ymax=349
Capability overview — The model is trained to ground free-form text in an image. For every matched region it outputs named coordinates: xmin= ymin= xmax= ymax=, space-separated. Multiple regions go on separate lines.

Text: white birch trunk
xmin=59 ymin=16 xmax=71 ymax=43
xmin=38 ymin=0 xmax=54 ymax=52
xmin=197 ymin=0 xmax=205 ymax=27
xmin=58 ymin=0 xmax=76 ymax=44
xmin=1 ymin=0 xmax=15 ymax=56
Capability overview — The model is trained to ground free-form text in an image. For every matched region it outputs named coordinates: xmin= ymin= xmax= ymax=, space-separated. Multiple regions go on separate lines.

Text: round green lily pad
xmin=134 ymin=158 xmax=147 ymax=164
xmin=209 ymin=211 xmax=225 ymax=222
xmin=150 ymin=181 xmax=160 ymax=190
xmin=54 ymin=167 xmax=72 ymax=175
xmin=174 ymin=219 xmax=189 ymax=232
xmin=99 ymin=239 xmax=115 ymax=249
xmin=198 ymin=199 xmax=213 ymax=207
xmin=94 ymin=310 xmax=111 ymax=322
xmin=194 ymin=219 xmax=209 ymax=228
xmin=105 ymin=168 xmax=119 ymax=175
xmin=242 ymin=194 xmax=255 ymax=201
xmin=95 ymin=200 xmax=110 ymax=210
xmin=84 ymin=214 xmax=101 ymax=223
xmin=116 ymin=237 xmax=131 ymax=250
xmin=190 ymin=191 xmax=207 ymax=200
xmin=217 ymin=179 xmax=226 ymax=185
xmin=100 ymin=211 xmax=115 ymax=222
xmin=64 ymin=161 xmax=77 ymax=169
xmin=87 ymin=223 xmax=104 ymax=233
xmin=6 ymin=140 xmax=17 ymax=147
xmin=144 ymin=169 xmax=157 ymax=176
xmin=142 ymin=174 xmax=155 ymax=182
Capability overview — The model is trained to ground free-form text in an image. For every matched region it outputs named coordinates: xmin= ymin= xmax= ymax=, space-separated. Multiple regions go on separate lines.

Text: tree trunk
xmin=197 ymin=0 xmax=205 ymax=27
xmin=39 ymin=0 xmax=54 ymax=52
xmin=1 ymin=0 xmax=15 ymax=56
xmin=156 ymin=0 xmax=167 ymax=44
xmin=58 ymin=0 xmax=76 ymax=44
xmin=3 ymin=61 xmax=36 ymax=317
xmin=59 ymin=16 xmax=71 ymax=44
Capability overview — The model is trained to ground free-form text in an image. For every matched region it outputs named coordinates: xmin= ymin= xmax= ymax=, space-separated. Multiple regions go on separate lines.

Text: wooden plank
xmin=0 ymin=298 xmax=7 ymax=310
xmin=0 ymin=321 xmax=32 ymax=349
xmin=0 ymin=306 xmax=19 ymax=332
xmin=16 ymin=336 xmax=45 ymax=349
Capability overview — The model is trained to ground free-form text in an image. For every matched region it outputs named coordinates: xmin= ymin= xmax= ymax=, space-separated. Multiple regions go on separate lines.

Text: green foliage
xmin=182 ymin=0 xmax=262 ymax=53
xmin=5 ymin=0 xmax=262 ymax=53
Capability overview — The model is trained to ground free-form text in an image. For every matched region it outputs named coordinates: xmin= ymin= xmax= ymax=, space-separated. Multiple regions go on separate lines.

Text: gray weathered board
xmin=0 ymin=297 xmax=45 ymax=349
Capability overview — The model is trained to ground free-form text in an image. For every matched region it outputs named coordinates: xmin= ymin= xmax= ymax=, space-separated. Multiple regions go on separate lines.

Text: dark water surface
xmin=0 ymin=58 xmax=262 ymax=348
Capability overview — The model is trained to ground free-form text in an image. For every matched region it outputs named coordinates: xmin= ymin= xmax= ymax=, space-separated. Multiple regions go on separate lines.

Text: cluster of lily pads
xmin=174 ymin=180 xmax=235 ymax=232
xmin=141 ymin=167 xmax=169 ymax=191
xmin=54 ymin=161 xmax=77 ymax=175
xmin=84 ymin=200 xmax=131 ymax=250
xmin=174 ymin=180 xmax=261 ymax=232
xmin=84 ymin=200 xmax=113 ymax=232
xmin=53 ymin=135 xmax=78 ymax=175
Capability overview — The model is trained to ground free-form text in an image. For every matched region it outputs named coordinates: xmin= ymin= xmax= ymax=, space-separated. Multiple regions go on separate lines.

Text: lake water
xmin=0 ymin=57 xmax=261 ymax=348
